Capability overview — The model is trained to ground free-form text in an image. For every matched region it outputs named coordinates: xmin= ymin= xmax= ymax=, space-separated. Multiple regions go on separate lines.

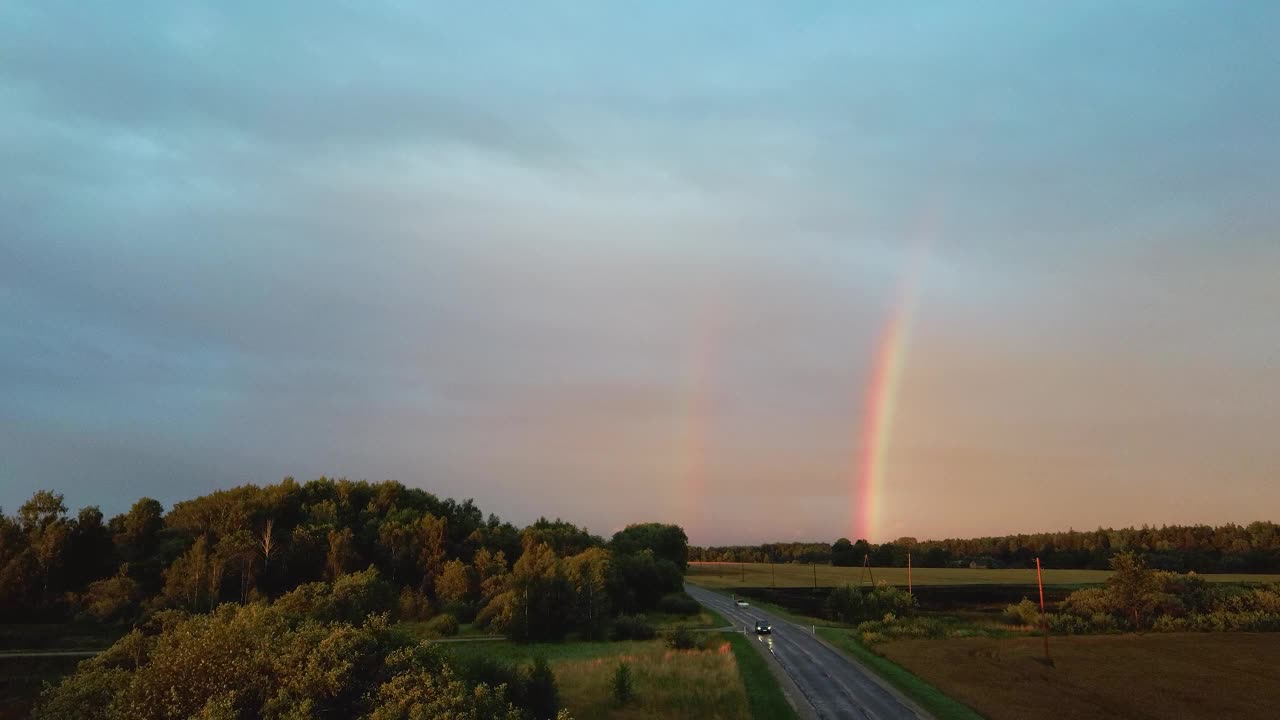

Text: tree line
xmin=689 ymin=521 xmax=1280 ymax=572
xmin=0 ymin=479 xmax=690 ymax=644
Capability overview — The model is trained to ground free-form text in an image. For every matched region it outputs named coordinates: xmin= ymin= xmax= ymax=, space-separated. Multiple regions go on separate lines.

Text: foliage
xmin=77 ymin=568 xmax=140 ymax=623
xmin=610 ymin=614 xmax=656 ymax=641
xmin=656 ymin=591 xmax=700 ymax=616
xmin=609 ymin=523 xmax=689 ymax=570
xmin=663 ymin=624 xmax=696 ymax=650
xmin=422 ymin=613 xmax=459 ymax=637
xmin=272 ymin=567 xmax=396 ymax=623
xmin=691 ymin=521 xmax=1280 ymax=572
xmin=826 ymin=581 xmax=917 ymax=623
xmin=1003 ymin=597 xmax=1041 ymax=627
xmin=33 ymin=599 xmax=558 ymax=720
xmin=1049 ymin=552 xmax=1280 ymax=633
xmin=520 ymin=656 xmax=560 ymax=720
xmin=610 ymin=662 xmax=633 ymax=705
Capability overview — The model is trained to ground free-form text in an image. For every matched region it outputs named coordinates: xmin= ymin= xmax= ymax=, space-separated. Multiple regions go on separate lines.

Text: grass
xmin=687 ymin=562 xmax=1280 ymax=589
xmin=724 ymin=633 xmax=797 ymax=720
xmin=816 ymin=628 xmax=983 ymax=720
xmin=0 ymin=623 xmax=124 ymax=652
xmin=446 ymin=638 xmax=750 ymax=720
xmin=0 ymin=656 xmax=83 ymax=720
xmin=877 ymin=632 xmax=1280 ymax=720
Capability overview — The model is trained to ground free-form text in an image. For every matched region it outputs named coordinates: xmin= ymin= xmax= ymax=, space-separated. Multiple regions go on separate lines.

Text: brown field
xmin=876 ymin=632 xmax=1280 ymax=720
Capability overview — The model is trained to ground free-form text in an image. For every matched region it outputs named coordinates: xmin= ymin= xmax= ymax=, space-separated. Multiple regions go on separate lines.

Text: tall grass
xmin=552 ymin=641 xmax=749 ymax=720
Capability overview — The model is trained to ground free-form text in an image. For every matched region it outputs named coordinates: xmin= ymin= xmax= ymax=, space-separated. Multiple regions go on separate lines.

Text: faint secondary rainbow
xmin=853 ymin=249 xmax=927 ymax=542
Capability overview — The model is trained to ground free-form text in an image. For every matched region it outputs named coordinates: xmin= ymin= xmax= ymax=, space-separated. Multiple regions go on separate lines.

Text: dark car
xmin=755 ymin=620 xmax=771 ymax=635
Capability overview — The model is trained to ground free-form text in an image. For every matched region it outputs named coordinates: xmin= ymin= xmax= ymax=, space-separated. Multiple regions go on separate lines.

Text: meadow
xmin=687 ymin=561 xmax=1280 ymax=589
xmin=445 ymin=637 xmax=751 ymax=720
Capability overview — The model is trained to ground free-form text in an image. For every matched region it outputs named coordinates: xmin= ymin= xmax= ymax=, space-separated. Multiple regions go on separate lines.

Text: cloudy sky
xmin=2 ymin=2 xmax=1277 ymax=544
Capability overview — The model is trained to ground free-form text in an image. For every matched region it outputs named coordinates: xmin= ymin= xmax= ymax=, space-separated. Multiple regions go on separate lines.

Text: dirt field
xmin=876 ymin=633 xmax=1280 ymax=720
xmin=687 ymin=562 xmax=1280 ymax=589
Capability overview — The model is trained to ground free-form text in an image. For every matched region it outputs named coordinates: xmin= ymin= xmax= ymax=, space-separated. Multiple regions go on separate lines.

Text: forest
xmin=690 ymin=521 xmax=1280 ymax=572
xmin=0 ymin=479 xmax=689 ymax=641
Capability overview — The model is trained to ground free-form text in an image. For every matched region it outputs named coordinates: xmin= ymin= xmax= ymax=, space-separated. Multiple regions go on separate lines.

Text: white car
xmin=735 ymin=599 xmax=749 ymax=607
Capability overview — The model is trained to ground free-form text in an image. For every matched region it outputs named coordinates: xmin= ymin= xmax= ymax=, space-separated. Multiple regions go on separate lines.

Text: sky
xmin=2 ymin=2 xmax=1277 ymax=545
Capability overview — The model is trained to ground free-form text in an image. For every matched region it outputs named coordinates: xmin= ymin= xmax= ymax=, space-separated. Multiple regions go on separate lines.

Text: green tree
xmin=610 ymin=523 xmax=688 ymax=570
xmin=435 ymin=559 xmax=472 ymax=607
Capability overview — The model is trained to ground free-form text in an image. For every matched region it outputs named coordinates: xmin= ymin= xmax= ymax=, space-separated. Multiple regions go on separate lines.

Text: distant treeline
xmin=690 ymin=522 xmax=1280 ymax=573
xmin=0 ymin=478 xmax=689 ymax=642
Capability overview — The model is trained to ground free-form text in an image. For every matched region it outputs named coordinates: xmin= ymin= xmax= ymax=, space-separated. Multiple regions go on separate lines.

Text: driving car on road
xmin=755 ymin=620 xmax=772 ymax=634
xmin=735 ymin=599 xmax=749 ymax=607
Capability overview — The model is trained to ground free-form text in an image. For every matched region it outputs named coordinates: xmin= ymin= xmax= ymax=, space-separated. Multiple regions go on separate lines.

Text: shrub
xmin=519 ymin=657 xmax=560 ymax=720
xmin=397 ymin=587 xmax=433 ymax=621
xmin=826 ymin=582 xmax=916 ymax=623
xmin=664 ymin=624 xmax=696 ymax=650
xmin=612 ymin=614 xmax=655 ymax=641
xmin=423 ymin=613 xmax=459 ymax=637
xmin=656 ymin=592 xmax=700 ymax=616
xmin=611 ymin=662 xmax=633 ymax=705
xmin=1004 ymin=597 xmax=1040 ymax=627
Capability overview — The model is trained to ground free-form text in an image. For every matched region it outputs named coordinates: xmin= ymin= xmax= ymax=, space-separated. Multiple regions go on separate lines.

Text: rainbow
xmin=853 ymin=249 xmax=927 ymax=542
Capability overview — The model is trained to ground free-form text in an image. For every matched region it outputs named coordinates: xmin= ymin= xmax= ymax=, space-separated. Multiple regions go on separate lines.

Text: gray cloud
xmin=2 ymin=1 xmax=1277 ymax=542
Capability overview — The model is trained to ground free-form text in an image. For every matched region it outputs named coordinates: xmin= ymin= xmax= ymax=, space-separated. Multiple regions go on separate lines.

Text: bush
xmin=422 ymin=613 xmax=459 ymax=637
xmin=519 ymin=657 xmax=560 ymax=720
xmin=611 ymin=662 xmax=633 ymax=705
xmin=611 ymin=614 xmax=655 ymax=641
xmin=1003 ymin=597 xmax=1041 ymax=627
xmin=656 ymin=592 xmax=700 ymax=616
xmin=664 ymin=624 xmax=696 ymax=650
xmin=397 ymin=587 xmax=433 ymax=621
xmin=826 ymin=582 xmax=916 ymax=623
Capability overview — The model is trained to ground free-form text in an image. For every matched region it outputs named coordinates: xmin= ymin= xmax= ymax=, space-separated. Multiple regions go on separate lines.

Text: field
xmin=868 ymin=632 xmax=1280 ymax=720
xmin=445 ymin=638 xmax=750 ymax=720
xmin=687 ymin=562 xmax=1280 ymax=589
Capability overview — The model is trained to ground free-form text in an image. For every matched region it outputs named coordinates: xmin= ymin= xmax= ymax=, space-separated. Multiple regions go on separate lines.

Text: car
xmin=735 ymin=599 xmax=749 ymax=607
xmin=755 ymin=620 xmax=771 ymax=634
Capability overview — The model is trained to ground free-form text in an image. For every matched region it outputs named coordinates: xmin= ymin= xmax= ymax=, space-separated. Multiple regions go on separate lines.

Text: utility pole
xmin=908 ymin=552 xmax=913 ymax=594
xmin=741 ymin=563 xmax=745 ymax=583
xmin=771 ymin=562 xmax=776 ymax=588
xmin=1036 ymin=558 xmax=1052 ymax=665
xmin=812 ymin=563 xmax=817 ymax=589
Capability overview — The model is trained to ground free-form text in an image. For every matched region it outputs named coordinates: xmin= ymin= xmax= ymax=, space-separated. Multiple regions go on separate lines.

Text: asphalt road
xmin=685 ymin=583 xmax=926 ymax=720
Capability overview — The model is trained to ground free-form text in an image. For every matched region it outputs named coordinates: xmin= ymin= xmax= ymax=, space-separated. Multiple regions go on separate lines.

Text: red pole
xmin=1036 ymin=557 xmax=1051 ymax=663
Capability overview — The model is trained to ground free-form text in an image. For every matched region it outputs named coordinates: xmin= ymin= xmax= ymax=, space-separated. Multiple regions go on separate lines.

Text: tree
xmin=435 ymin=559 xmax=473 ymax=607
xmin=610 ymin=524 xmax=688 ymax=570
xmin=831 ymin=538 xmax=856 ymax=567
xmin=416 ymin=515 xmax=447 ymax=594
xmin=1106 ymin=551 xmax=1162 ymax=629
xmin=327 ymin=527 xmax=358 ymax=581
xmin=473 ymin=548 xmax=509 ymax=605
xmin=31 ymin=519 xmax=71 ymax=602
xmin=18 ymin=490 xmax=66 ymax=532
xmin=161 ymin=536 xmax=214 ymax=610
xmin=116 ymin=498 xmax=163 ymax=562
xmin=564 ymin=547 xmax=611 ymax=639
xmin=214 ymin=530 xmax=259 ymax=604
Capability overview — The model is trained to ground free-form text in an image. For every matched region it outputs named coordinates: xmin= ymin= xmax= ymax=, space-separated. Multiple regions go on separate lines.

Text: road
xmin=685 ymin=583 xmax=926 ymax=720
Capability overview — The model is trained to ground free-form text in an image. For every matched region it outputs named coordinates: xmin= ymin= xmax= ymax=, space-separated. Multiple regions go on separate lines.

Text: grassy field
xmin=445 ymin=638 xmax=750 ymax=720
xmin=0 ymin=623 xmax=124 ymax=653
xmin=0 ymin=656 xmax=82 ymax=720
xmin=688 ymin=562 xmax=1280 ymax=588
xmin=873 ymin=632 xmax=1280 ymax=720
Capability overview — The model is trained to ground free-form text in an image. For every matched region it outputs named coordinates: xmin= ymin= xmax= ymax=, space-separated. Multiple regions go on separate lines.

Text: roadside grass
xmin=699 ymin=601 xmax=798 ymax=720
xmin=816 ymin=628 xmax=983 ymax=720
xmin=445 ymin=638 xmax=750 ymax=720
xmin=687 ymin=563 xmax=1280 ymax=589
xmin=724 ymin=633 xmax=797 ymax=720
